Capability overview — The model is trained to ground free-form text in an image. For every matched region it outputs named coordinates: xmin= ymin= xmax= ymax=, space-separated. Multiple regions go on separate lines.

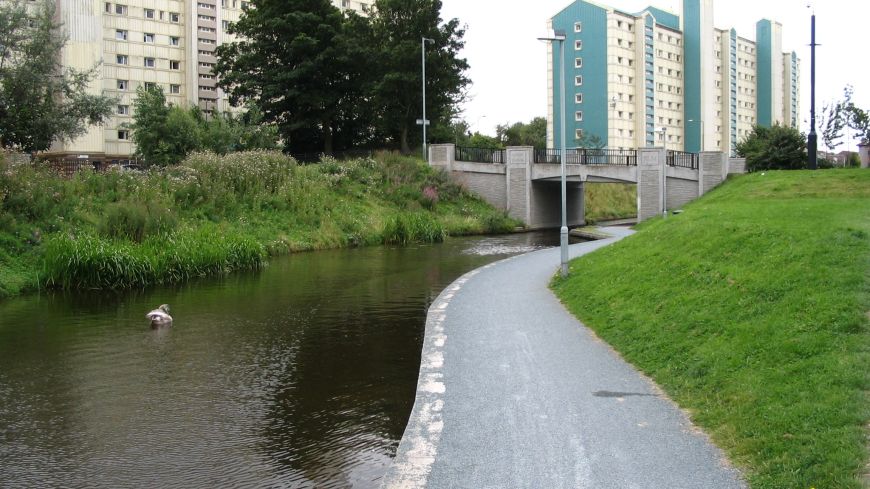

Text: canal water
xmin=0 ymin=232 xmax=568 ymax=488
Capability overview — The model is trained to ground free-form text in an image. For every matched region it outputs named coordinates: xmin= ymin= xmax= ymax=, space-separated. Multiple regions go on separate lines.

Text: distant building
xmin=3 ymin=0 xmax=372 ymax=162
xmin=546 ymin=0 xmax=801 ymax=155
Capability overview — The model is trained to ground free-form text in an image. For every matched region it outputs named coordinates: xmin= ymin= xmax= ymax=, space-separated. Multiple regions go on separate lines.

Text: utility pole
xmin=807 ymin=8 xmax=818 ymax=170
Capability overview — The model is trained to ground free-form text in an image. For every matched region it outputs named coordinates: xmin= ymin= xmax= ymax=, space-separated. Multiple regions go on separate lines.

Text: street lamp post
xmin=807 ymin=7 xmax=818 ymax=169
xmin=421 ymin=37 xmax=434 ymax=162
xmin=538 ymin=29 xmax=569 ymax=278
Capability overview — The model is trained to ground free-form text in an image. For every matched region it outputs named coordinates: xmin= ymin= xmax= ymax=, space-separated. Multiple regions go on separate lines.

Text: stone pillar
xmin=428 ymin=144 xmax=454 ymax=171
xmin=637 ymin=148 xmax=666 ymax=222
xmin=505 ymin=146 xmax=534 ymax=226
xmin=699 ymin=151 xmax=727 ymax=196
xmin=859 ymin=143 xmax=870 ymax=169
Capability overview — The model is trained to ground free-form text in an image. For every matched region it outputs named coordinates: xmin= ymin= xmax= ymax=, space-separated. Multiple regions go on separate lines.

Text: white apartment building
xmin=29 ymin=0 xmax=371 ymax=162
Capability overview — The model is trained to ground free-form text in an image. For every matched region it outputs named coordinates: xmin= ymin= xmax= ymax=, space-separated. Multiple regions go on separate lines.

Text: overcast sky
xmin=439 ymin=0 xmax=869 ymax=151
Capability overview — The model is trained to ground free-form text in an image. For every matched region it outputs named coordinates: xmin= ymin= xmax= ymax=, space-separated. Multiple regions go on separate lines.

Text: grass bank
xmin=0 ymin=151 xmax=518 ymax=297
xmin=553 ymin=170 xmax=870 ymax=488
xmin=584 ymin=183 xmax=636 ymax=223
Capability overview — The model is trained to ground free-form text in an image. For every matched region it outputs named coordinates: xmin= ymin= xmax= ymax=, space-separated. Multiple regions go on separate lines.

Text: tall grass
xmin=1 ymin=151 xmax=520 ymax=295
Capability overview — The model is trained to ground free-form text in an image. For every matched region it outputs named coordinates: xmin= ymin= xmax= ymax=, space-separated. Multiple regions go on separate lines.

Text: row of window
xmin=106 ymin=3 xmax=180 ymax=22
xmin=115 ymin=79 xmax=181 ymax=94
xmin=656 ymin=83 xmax=682 ymax=95
xmin=115 ymin=30 xmax=180 ymax=46
xmin=656 ymin=32 xmax=682 ymax=46
xmin=115 ymin=54 xmax=181 ymax=70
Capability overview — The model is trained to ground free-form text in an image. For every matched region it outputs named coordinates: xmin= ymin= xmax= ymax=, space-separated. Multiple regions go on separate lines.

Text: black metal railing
xmin=454 ymin=146 xmax=505 ymax=164
xmin=666 ymin=150 xmax=699 ymax=169
xmin=534 ymin=148 xmax=637 ymax=166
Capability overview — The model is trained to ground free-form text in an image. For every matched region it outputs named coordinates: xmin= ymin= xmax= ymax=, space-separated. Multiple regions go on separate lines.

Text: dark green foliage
xmin=367 ymin=0 xmax=470 ymax=154
xmin=0 ymin=0 xmax=114 ymax=152
xmin=215 ymin=0 xmax=366 ymax=153
xmin=736 ymin=124 xmax=807 ymax=171
xmin=99 ymin=200 xmax=177 ymax=242
xmin=130 ymin=86 xmax=277 ymax=166
xmin=496 ymin=117 xmax=547 ymax=149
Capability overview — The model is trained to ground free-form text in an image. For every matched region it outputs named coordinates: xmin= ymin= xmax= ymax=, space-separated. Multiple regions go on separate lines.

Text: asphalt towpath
xmin=381 ymin=226 xmax=745 ymax=489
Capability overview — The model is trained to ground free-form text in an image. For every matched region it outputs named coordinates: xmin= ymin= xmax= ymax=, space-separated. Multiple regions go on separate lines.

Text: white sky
xmin=440 ymin=0 xmax=870 ymax=151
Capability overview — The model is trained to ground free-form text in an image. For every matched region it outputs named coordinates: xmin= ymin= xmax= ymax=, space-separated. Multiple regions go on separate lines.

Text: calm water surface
xmin=0 ymin=232 xmax=566 ymax=488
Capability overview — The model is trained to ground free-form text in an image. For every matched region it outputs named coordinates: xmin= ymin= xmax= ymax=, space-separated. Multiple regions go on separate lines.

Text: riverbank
xmin=0 ymin=151 xmax=518 ymax=297
xmin=553 ymin=169 xmax=870 ymax=488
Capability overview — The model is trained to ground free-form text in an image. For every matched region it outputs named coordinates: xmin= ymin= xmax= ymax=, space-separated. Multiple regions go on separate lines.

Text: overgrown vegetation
xmin=736 ymin=124 xmax=807 ymax=171
xmin=0 ymin=152 xmax=517 ymax=297
xmin=584 ymin=183 xmax=636 ymax=223
xmin=553 ymin=170 xmax=870 ymax=488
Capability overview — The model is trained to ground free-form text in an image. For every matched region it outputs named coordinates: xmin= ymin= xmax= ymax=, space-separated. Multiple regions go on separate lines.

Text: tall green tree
xmin=0 ymin=0 xmax=114 ymax=153
xmin=215 ymin=0 xmax=367 ymax=153
xmin=368 ymin=0 xmax=469 ymax=154
xmin=496 ymin=117 xmax=547 ymax=149
xmin=736 ymin=124 xmax=807 ymax=171
xmin=129 ymin=85 xmax=201 ymax=166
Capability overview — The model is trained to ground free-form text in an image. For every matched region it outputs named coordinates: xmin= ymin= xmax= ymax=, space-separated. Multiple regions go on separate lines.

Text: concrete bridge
xmin=429 ymin=144 xmax=747 ymax=229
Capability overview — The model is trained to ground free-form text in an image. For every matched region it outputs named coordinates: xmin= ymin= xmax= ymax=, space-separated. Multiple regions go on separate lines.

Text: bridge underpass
xmin=429 ymin=144 xmax=747 ymax=229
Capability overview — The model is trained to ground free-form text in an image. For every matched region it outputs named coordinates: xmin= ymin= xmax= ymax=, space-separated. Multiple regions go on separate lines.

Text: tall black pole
xmin=807 ymin=13 xmax=817 ymax=169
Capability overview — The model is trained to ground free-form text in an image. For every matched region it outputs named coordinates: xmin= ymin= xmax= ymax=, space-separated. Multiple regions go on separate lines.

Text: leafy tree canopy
xmin=130 ymin=85 xmax=277 ymax=166
xmin=0 ymin=0 xmax=114 ymax=153
xmin=496 ymin=117 xmax=547 ymax=149
xmin=736 ymin=124 xmax=807 ymax=171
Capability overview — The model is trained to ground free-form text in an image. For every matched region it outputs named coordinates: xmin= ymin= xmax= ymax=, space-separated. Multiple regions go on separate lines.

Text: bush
xmin=736 ymin=124 xmax=807 ymax=172
xmin=99 ymin=200 xmax=177 ymax=242
xmin=382 ymin=212 xmax=446 ymax=244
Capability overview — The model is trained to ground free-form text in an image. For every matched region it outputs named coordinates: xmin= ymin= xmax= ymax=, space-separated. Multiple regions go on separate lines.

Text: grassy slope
xmin=584 ymin=182 xmax=637 ymax=223
xmin=553 ymin=170 xmax=870 ymax=488
xmin=0 ymin=152 xmax=517 ymax=297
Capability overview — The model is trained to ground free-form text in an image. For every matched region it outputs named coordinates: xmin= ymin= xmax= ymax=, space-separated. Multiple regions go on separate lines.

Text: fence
xmin=533 ymin=148 xmax=637 ymax=166
xmin=666 ymin=150 xmax=699 ymax=169
xmin=454 ymin=146 xmax=505 ymax=164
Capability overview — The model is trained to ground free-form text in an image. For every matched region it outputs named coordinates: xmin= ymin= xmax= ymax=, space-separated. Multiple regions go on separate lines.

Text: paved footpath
xmin=381 ymin=227 xmax=745 ymax=489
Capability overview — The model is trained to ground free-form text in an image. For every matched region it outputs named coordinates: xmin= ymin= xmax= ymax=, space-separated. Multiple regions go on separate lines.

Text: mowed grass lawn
xmin=553 ymin=169 xmax=869 ymax=488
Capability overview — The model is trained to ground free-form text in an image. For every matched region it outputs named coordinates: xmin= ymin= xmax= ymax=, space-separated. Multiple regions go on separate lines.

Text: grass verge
xmin=0 ymin=151 xmax=518 ymax=296
xmin=553 ymin=169 xmax=870 ymax=488
xmin=585 ymin=183 xmax=636 ymax=223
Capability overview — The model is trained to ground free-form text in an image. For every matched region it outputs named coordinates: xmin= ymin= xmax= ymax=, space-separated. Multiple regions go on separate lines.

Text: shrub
xmin=736 ymin=124 xmax=807 ymax=171
xmin=382 ymin=212 xmax=446 ymax=245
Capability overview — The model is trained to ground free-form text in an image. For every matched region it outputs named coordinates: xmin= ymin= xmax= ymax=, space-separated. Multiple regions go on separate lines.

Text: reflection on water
xmin=0 ymin=232 xmax=565 ymax=488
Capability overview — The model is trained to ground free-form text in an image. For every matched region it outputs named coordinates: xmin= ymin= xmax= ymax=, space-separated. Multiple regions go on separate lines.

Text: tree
xmin=735 ymin=124 xmax=807 ymax=171
xmin=496 ymin=117 xmax=547 ymax=149
xmin=0 ymin=0 xmax=114 ymax=153
xmin=575 ymin=131 xmax=606 ymax=149
xmin=368 ymin=0 xmax=470 ymax=154
xmin=129 ymin=85 xmax=202 ymax=166
xmin=215 ymin=0 xmax=366 ymax=154
xmin=818 ymin=101 xmax=844 ymax=152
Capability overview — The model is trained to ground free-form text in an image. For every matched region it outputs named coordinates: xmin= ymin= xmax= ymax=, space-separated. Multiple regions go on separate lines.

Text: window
xmin=169 ymin=12 xmax=179 ymax=22
xmin=575 ymin=129 xmax=584 ymax=139
xmin=574 ymin=40 xmax=582 ymax=50
xmin=170 ymin=36 xmax=180 ymax=46
xmin=223 ymin=20 xmax=229 ymax=30
xmin=170 ymin=84 xmax=181 ymax=94
xmin=144 ymin=8 xmax=154 ymax=18
xmin=574 ymin=22 xmax=582 ymax=33
xmin=117 ymin=105 xmax=129 ymax=115
xmin=117 ymin=79 xmax=128 ymax=90
xmin=574 ymin=75 xmax=583 ymax=86
xmin=575 ymin=111 xmax=583 ymax=121
xmin=144 ymin=57 xmax=155 ymax=67
xmin=575 ymin=93 xmax=583 ymax=103
xmin=118 ymin=130 xmax=129 ymax=140
xmin=116 ymin=54 xmax=128 ymax=65
xmin=144 ymin=82 xmax=156 ymax=90
xmin=144 ymin=33 xmax=155 ymax=43
xmin=105 ymin=3 xmax=111 ymax=13
xmin=170 ymin=60 xmax=180 ymax=70
xmin=574 ymin=57 xmax=583 ymax=68
xmin=116 ymin=29 xmax=127 ymax=40
xmin=114 ymin=4 xmax=127 ymax=14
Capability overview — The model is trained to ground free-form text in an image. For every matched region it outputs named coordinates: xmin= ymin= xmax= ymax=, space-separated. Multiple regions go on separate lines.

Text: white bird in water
xmin=146 ymin=304 xmax=173 ymax=328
